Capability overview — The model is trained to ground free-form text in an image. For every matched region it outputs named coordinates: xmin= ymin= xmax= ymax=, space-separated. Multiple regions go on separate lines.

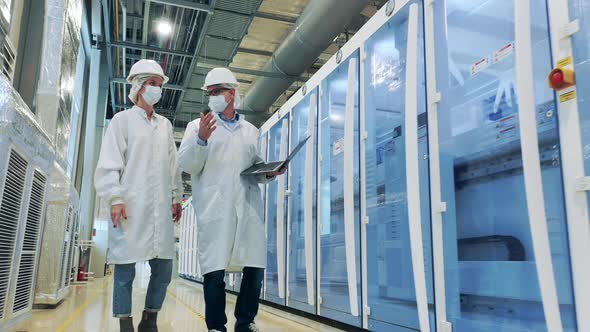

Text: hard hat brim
xmin=200 ymin=83 xmax=239 ymax=91
xmin=127 ymin=73 xmax=170 ymax=84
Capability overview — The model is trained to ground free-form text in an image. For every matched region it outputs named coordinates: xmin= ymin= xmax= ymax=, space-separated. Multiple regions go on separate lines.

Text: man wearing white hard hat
xmin=178 ymin=68 xmax=286 ymax=332
xmin=95 ymin=59 xmax=182 ymax=332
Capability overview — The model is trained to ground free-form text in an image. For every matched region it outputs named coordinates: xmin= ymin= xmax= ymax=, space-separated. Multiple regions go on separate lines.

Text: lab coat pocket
xmin=246 ymin=185 xmax=264 ymax=224
xmin=124 ymin=192 xmax=138 ymax=218
xmin=197 ymin=185 xmax=220 ymax=224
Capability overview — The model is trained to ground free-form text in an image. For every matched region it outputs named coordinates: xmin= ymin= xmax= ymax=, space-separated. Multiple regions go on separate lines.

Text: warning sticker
xmin=471 ymin=57 xmax=490 ymax=76
xmin=494 ymin=42 xmax=514 ymax=64
xmin=559 ymin=90 xmax=576 ymax=103
xmin=557 ymin=56 xmax=573 ymax=68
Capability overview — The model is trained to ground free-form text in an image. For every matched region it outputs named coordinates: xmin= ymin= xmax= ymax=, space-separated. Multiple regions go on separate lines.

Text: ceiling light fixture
xmin=156 ymin=20 xmax=172 ymax=36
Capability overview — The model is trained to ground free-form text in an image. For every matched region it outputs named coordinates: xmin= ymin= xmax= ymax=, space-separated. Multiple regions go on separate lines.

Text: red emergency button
xmin=548 ymin=67 xmax=575 ymax=91
xmin=551 ymin=71 xmax=564 ymax=85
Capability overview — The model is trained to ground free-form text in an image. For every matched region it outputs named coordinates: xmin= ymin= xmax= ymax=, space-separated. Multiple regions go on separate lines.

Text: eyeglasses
xmin=205 ymin=88 xmax=230 ymax=97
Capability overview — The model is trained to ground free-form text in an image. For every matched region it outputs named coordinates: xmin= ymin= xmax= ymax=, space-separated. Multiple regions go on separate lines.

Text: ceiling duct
xmin=241 ymin=0 xmax=368 ymax=118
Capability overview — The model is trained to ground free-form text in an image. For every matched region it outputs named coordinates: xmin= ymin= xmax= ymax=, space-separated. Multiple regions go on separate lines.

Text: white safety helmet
xmin=201 ymin=67 xmax=239 ymax=90
xmin=127 ymin=59 xmax=169 ymax=84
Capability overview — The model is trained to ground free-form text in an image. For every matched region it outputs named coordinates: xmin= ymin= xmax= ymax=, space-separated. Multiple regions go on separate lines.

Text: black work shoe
xmin=119 ymin=317 xmax=134 ymax=332
xmin=137 ymin=310 xmax=158 ymax=332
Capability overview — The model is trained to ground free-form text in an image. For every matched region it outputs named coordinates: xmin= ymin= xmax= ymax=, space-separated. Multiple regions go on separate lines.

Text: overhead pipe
xmin=242 ymin=0 xmax=368 ymax=116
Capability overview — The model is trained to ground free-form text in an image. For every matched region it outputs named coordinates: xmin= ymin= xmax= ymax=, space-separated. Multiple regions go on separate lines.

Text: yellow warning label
xmin=560 ymin=90 xmax=576 ymax=103
xmin=557 ymin=56 xmax=573 ymax=68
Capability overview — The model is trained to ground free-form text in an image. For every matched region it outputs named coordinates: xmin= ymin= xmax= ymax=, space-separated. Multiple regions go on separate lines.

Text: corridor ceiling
xmin=102 ymin=0 xmax=386 ymax=193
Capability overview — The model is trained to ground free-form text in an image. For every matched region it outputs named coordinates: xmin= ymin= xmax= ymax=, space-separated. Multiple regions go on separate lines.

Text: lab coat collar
xmin=215 ymin=111 xmax=242 ymax=132
xmin=218 ymin=111 xmax=239 ymax=122
xmin=132 ymin=105 xmax=159 ymax=124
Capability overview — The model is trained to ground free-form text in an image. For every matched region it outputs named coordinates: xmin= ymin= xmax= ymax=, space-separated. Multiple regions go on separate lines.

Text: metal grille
xmin=216 ymin=0 xmax=260 ymax=15
xmin=65 ymin=211 xmax=78 ymax=286
xmin=13 ymin=170 xmax=46 ymax=313
xmin=12 ymin=254 xmax=34 ymax=313
xmin=0 ymin=150 xmax=28 ymax=319
xmin=207 ymin=10 xmax=251 ymax=40
xmin=59 ymin=207 xmax=72 ymax=288
xmin=0 ymin=26 xmax=15 ymax=81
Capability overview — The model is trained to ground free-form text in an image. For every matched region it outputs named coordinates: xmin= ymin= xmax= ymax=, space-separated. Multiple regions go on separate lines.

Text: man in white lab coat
xmin=178 ymin=68 xmax=285 ymax=332
xmin=95 ymin=59 xmax=182 ymax=332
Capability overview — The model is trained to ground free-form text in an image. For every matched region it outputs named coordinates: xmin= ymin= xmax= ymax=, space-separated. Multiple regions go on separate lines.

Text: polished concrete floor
xmin=8 ymin=264 xmax=345 ymax=332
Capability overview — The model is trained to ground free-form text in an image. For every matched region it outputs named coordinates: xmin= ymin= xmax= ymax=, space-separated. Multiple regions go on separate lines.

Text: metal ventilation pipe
xmin=242 ymin=0 xmax=368 ymax=115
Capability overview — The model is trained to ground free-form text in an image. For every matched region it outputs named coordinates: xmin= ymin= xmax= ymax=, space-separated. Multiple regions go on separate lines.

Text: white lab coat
xmin=178 ymin=114 xmax=272 ymax=276
xmin=94 ymin=106 xmax=182 ymax=264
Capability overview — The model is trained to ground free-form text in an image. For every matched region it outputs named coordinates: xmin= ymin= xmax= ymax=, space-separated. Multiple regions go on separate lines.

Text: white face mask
xmin=141 ymin=85 xmax=162 ymax=106
xmin=208 ymin=95 xmax=229 ymax=113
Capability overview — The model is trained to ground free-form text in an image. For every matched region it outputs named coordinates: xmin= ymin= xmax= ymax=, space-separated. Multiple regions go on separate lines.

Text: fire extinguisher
xmin=77 ymin=264 xmax=86 ymax=281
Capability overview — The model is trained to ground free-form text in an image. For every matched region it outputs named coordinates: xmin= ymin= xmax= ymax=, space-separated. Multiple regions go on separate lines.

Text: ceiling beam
xmin=141 ymin=0 xmax=150 ymax=58
xmin=237 ymin=47 xmax=273 ymax=57
xmin=110 ymin=77 xmax=185 ymax=91
xmin=214 ymin=8 xmax=296 ymax=24
xmin=149 ymin=0 xmax=211 ymax=13
xmin=195 ymin=62 xmax=307 ymax=82
xmin=108 ymin=40 xmax=194 ymax=57
xmin=206 ymin=34 xmax=240 ymax=42
xmin=254 ymin=11 xmax=297 ymax=24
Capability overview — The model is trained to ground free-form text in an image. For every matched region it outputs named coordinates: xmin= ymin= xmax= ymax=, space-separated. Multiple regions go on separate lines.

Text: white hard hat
xmin=201 ymin=67 xmax=239 ymax=90
xmin=127 ymin=59 xmax=169 ymax=84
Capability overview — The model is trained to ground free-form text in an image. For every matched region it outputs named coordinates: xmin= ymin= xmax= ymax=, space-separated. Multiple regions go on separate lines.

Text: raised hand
xmin=198 ymin=112 xmax=217 ymax=142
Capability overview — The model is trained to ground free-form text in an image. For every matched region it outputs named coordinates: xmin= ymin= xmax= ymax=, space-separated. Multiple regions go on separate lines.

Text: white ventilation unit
xmin=12 ymin=170 xmax=47 ymax=314
xmin=0 ymin=66 xmax=53 ymax=330
xmin=0 ymin=18 xmax=15 ymax=82
xmin=0 ymin=150 xmax=28 ymax=320
xmin=34 ymin=162 xmax=79 ymax=307
xmin=59 ymin=207 xmax=80 ymax=288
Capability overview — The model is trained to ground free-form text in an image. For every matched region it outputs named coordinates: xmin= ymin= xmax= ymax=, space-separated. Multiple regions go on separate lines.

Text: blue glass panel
xmin=288 ymin=89 xmax=318 ymax=314
xmin=433 ymin=0 xmax=576 ymax=330
xmin=569 ymin=0 xmax=590 ymax=216
xmin=319 ymin=51 xmax=362 ymax=327
xmin=265 ymin=118 xmax=288 ymax=305
xmin=363 ymin=3 xmax=435 ymax=331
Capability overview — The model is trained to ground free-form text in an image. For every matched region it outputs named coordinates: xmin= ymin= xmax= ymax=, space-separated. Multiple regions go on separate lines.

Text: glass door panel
xmin=319 ymin=52 xmax=362 ymax=327
xmin=568 ymin=0 xmax=590 ymax=215
xmin=288 ymin=90 xmax=318 ymax=314
xmin=432 ymin=0 xmax=576 ymax=330
xmin=363 ymin=3 xmax=434 ymax=331
xmin=265 ymin=118 xmax=288 ymax=305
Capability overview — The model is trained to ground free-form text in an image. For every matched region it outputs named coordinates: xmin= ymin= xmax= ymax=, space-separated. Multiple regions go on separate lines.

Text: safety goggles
xmin=205 ymin=87 xmax=230 ymax=97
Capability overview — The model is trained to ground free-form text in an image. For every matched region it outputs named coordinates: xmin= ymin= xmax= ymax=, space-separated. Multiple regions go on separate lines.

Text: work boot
xmin=119 ymin=317 xmax=134 ymax=332
xmin=137 ymin=310 xmax=158 ymax=332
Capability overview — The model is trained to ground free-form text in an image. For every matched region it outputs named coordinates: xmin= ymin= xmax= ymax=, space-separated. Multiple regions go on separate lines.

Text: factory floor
xmin=8 ymin=264 xmax=344 ymax=332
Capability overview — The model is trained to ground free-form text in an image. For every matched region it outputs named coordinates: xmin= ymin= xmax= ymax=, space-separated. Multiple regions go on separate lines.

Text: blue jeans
xmin=112 ymin=258 xmax=173 ymax=317
xmin=204 ymin=267 xmax=264 ymax=332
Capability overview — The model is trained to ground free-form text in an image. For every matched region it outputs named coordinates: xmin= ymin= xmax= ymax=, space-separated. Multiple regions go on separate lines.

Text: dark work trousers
xmin=203 ymin=267 xmax=264 ymax=332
